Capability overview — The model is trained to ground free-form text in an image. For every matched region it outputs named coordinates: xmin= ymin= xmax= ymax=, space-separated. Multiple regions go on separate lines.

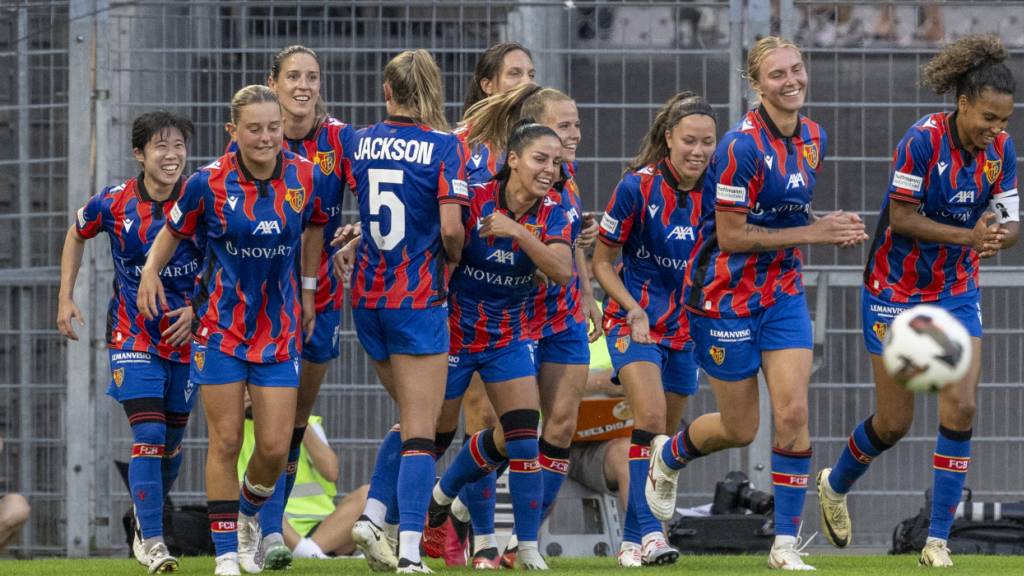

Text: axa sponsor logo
xmin=252 ymin=220 xmax=282 ymax=235
xmin=950 ymin=189 xmax=976 ymax=204
xmin=786 ymin=172 xmax=806 ymax=191
xmin=666 ymin=225 xmax=694 ymax=241
xmin=486 ymin=248 xmax=516 ymax=265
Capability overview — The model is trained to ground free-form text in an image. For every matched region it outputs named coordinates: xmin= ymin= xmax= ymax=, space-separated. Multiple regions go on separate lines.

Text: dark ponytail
xmin=921 ymin=35 xmax=1014 ymax=100
xmin=494 ymin=118 xmax=560 ymax=183
xmin=627 ymin=91 xmax=715 ymax=173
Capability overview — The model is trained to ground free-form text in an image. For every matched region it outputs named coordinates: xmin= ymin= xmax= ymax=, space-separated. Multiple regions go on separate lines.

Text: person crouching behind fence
xmin=138 ymin=85 xmax=327 ymax=576
xmin=58 ymin=111 xmax=200 ymax=574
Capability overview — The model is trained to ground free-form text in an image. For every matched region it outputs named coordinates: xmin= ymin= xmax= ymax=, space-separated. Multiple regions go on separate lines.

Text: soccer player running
xmin=139 ymin=85 xmax=327 ymax=576
xmin=58 ymin=111 xmax=198 ymax=575
xmin=249 ymin=44 xmax=356 ymax=570
xmin=426 ymin=120 xmax=573 ymax=571
xmin=816 ymin=35 xmax=1018 ymax=568
xmin=645 ymin=37 xmax=868 ymax=571
xmin=343 ymin=49 xmax=468 ymax=574
xmin=592 ymin=91 xmax=716 ymax=567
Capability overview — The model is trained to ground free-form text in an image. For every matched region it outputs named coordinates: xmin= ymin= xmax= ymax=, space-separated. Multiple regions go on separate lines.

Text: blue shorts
xmin=107 ymin=350 xmax=195 ymax=412
xmin=606 ymin=336 xmax=699 ymax=396
xmin=353 ymin=306 xmax=449 ymax=362
xmin=190 ymin=341 xmax=300 ymax=388
xmin=446 ymin=342 xmax=537 ymax=400
xmin=536 ymin=322 xmax=591 ymax=367
xmin=302 ymin=309 xmax=342 ymax=364
xmin=861 ymin=287 xmax=982 ymax=355
xmin=690 ymin=293 xmax=813 ymax=381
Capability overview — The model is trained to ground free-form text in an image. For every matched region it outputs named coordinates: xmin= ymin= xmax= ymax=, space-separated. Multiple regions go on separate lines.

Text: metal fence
xmin=2 ymin=0 xmax=1024 ymax=557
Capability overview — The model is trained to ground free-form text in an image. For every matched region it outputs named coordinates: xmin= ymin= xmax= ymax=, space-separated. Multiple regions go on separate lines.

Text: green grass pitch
xmin=3 ymin=555 xmax=1024 ymax=575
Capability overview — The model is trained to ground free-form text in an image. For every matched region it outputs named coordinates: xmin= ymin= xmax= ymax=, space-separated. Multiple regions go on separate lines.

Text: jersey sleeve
xmin=541 ymin=204 xmax=571 ymax=246
xmin=337 ymin=124 xmax=358 ymax=191
xmin=714 ymin=134 xmax=760 ymax=213
xmin=888 ymin=128 xmax=932 ymax=205
xmin=168 ymin=172 xmax=207 ymax=238
xmin=438 ymin=135 xmax=471 ymax=206
xmin=991 ymin=134 xmax=1019 ymax=223
xmin=598 ymin=175 xmax=640 ymax=245
xmin=75 ymin=189 xmax=107 ymax=239
xmin=306 ymin=168 xmax=332 ymax=227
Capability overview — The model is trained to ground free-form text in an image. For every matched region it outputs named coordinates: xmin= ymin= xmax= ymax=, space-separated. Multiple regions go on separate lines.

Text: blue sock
xmin=239 ymin=474 xmax=274 ymax=517
xmin=538 ymin=438 xmax=570 ymax=519
xmin=162 ymin=411 xmax=188 ymax=497
xmin=397 ymin=438 xmax=437 ymax=533
xmin=128 ymin=420 xmax=167 ymax=539
xmin=627 ymin=429 xmax=662 ymax=537
xmin=771 ymin=448 xmax=812 ymax=537
xmin=282 ymin=426 xmax=306 ymax=501
xmin=440 ymin=429 xmax=503 ymax=499
xmin=660 ymin=426 xmax=704 ymax=471
xmin=259 ymin=473 xmax=287 ymax=536
xmin=209 ymin=500 xmax=239 ymax=556
xmin=828 ymin=415 xmax=892 ymax=495
xmin=622 ymin=497 xmax=642 ymax=545
xmin=930 ymin=426 xmax=972 ymax=540
xmin=462 ymin=472 xmax=497 ymax=537
xmin=368 ymin=425 xmax=402 ymax=525
xmin=502 ymin=410 xmax=542 ymax=542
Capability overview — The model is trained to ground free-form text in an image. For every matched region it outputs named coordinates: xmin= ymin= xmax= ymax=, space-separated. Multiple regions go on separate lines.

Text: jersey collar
xmin=756 ymin=104 xmax=800 ymax=140
xmin=235 ymin=151 xmax=283 ymax=183
xmin=497 ymin=178 xmax=541 ymax=219
xmin=658 ymin=157 xmax=702 ymax=195
xmin=945 ymin=111 xmax=975 ymax=158
xmin=385 ymin=115 xmax=419 ymax=126
xmin=136 ymin=172 xmax=184 ymax=205
xmin=285 ymin=118 xmax=322 ymax=153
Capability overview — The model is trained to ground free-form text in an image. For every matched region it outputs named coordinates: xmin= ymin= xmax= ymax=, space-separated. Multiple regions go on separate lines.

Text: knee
xmin=211 ymin=430 xmax=243 ymax=461
xmin=774 ymin=403 xmax=809 ymax=437
xmin=2 ymin=494 xmax=30 ymax=526
xmin=721 ymin=421 xmax=758 ymax=447
xmin=873 ymin=414 xmax=912 ymax=445
xmin=256 ymin=440 xmax=290 ymax=467
xmin=632 ymin=406 xmax=666 ymax=434
xmin=947 ymin=397 xmax=977 ymax=427
xmin=542 ymin=417 xmax=577 ymax=447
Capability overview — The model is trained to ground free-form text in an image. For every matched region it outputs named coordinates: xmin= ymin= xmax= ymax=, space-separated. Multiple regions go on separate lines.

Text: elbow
xmin=717 ymin=232 xmax=744 ymax=253
xmin=549 ymin=260 xmax=572 ymax=286
xmin=441 ymin=222 xmax=464 ymax=246
xmin=322 ymin=464 xmax=340 ymax=483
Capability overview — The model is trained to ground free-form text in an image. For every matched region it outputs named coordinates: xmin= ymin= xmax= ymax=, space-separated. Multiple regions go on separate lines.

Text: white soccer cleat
xmin=768 ymin=538 xmax=816 ymax=571
xmin=261 ymin=542 xmax=292 ymax=571
xmin=146 ymin=541 xmax=179 ymax=574
xmin=515 ymin=546 xmax=548 ymax=571
xmin=919 ymin=539 xmax=954 ymax=568
xmin=640 ymin=533 xmax=679 ymax=566
xmin=816 ymin=468 xmax=851 ymax=548
xmin=131 ymin=506 xmax=149 ymax=567
xmin=396 ymin=558 xmax=434 ymax=573
xmin=215 ymin=553 xmax=242 ymax=576
xmin=236 ymin=514 xmax=263 ymax=573
xmin=352 ymin=517 xmax=399 ymax=572
xmin=617 ymin=541 xmax=642 ymax=568
xmin=645 ymin=434 xmax=679 ymax=522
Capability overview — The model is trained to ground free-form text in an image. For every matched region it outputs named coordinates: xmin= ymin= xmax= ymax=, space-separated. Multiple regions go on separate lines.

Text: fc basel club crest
xmin=286 ymin=187 xmax=305 ymax=212
xmin=524 ymin=222 xmax=543 ymax=239
xmin=113 ymin=368 xmax=125 ymax=388
xmin=802 ymin=143 xmax=819 ymax=170
xmin=194 ymin=350 xmax=205 ymax=372
xmin=313 ymin=150 xmax=336 ymax=176
xmin=710 ymin=345 xmax=726 ymax=366
xmin=615 ymin=336 xmax=630 ymax=353
xmin=872 ymin=321 xmax=888 ymax=343
xmin=984 ymin=159 xmax=1002 ymax=185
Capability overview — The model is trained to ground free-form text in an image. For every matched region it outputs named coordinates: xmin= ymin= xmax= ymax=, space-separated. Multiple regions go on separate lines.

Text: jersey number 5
xmin=368 ymin=168 xmax=406 ymax=250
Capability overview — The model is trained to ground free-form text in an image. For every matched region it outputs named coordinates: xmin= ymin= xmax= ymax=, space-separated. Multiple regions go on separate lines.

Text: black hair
xmin=463 ymin=42 xmax=534 ymax=113
xmin=494 ymin=118 xmax=561 ymax=182
xmin=921 ymin=35 xmax=1015 ymax=101
xmin=628 ymin=91 xmax=715 ymax=173
xmin=131 ymin=111 xmax=194 ymax=152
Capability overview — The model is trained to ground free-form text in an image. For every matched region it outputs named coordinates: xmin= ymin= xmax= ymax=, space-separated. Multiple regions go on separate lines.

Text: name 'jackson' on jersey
xmin=168 ymin=150 xmax=327 ymax=363
xmin=599 ymin=160 xmax=703 ymax=349
xmin=686 ymin=105 xmax=827 ymax=318
xmin=347 ymin=116 xmax=469 ymax=309
xmin=864 ymin=112 xmax=1018 ymax=303
xmin=449 ymin=179 xmax=572 ymax=354
xmin=76 ymin=175 xmax=203 ymax=362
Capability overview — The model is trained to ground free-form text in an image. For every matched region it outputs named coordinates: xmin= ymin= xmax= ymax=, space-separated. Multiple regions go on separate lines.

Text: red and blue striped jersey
xmin=466 ymin=140 xmax=504 ymax=185
xmin=76 ymin=175 xmax=203 ymax=362
xmin=865 ymin=112 xmax=1018 ymax=303
xmin=449 ymin=179 xmax=572 ymax=353
xmin=686 ymin=106 xmax=826 ymax=318
xmin=168 ymin=151 xmax=327 ymax=363
xmin=529 ymin=163 xmax=586 ymax=339
xmin=599 ymin=160 xmax=703 ymax=349
xmin=347 ymin=116 xmax=470 ymax=309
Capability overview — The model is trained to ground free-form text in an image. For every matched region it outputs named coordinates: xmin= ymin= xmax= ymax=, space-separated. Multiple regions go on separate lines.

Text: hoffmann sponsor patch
xmin=170 ymin=202 xmax=183 ymax=224
xmin=76 ymin=206 xmax=87 ymax=228
xmin=452 ymin=179 xmax=469 ymax=197
xmin=601 ymin=212 xmax=619 ymax=233
xmin=891 ymin=170 xmax=923 ymax=193
xmin=716 ymin=183 xmax=746 ymax=203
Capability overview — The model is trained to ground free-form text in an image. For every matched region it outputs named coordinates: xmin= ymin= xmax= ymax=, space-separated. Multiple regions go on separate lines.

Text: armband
xmin=989 ymin=189 xmax=1020 ymax=223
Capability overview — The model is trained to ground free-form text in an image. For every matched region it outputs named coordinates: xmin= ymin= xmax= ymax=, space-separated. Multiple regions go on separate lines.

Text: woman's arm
xmin=889 ymin=199 xmax=1003 ymax=253
xmin=716 ymin=209 xmax=868 ymax=253
xmin=575 ymin=245 xmax=603 ymax=342
xmin=592 ymin=240 xmax=652 ymax=344
xmin=479 ymin=211 xmax=572 ymax=285
xmin=138 ymin=227 xmax=183 ymax=320
xmin=57 ymin=225 xmax=88 ymax=340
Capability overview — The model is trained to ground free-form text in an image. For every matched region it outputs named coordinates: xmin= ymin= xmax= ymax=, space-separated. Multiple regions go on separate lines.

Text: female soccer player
xmin=139 ymin=85 xmax=326 ymax=576
xmin=58 ymin=111 xmax=198 ymax=575
xmin=252 ymin=44 xmax=356 ymax=570
xmin=592 ymin=91 xmax=716 ymax=567
xmin=426 ymin=120 xmax=573 ymax=571
xmin=463 ymin=42 xmax=535 ymax=114
xmin=817 ymin=35 xmax=1017 ymax=568
xmin=645 ymin=37 xmax=868 ymax=571
xmin=344 ymin=49 xmax=468 ymax=574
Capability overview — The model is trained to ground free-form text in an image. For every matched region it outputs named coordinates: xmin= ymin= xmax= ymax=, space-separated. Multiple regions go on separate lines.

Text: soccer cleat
xmin=443 ymin=515 xmax=469 ymax=566
xmin=919 ymin=540 xmax=954 ymax=568
xmin=645 ymin=435 xmax=679 ymax=522
xmin=640 ymin=534 xmax=679 ymax=566
xmin=215 ymin=553 xmax=242 ymax=576
xmin=146 ymin=542 xmax=179 ymax=574
xmin=767 ymin=539 xmax=816 ymax=571
xmin=131 ymin=506 xmax=149 ymax=567
xmin=396 ymin=558 xmax=434 ymax=573
xmin=352 ymin=517 xmax=399 ymax=572
xmin=421 ymin=495 xmax=453 ymax=559
xmin=515 ymin=546 xmax=548 ymax=570
xmin=261 ymin=542 xmax=292 ymax=571
xmin=499 ymin=544 xmax=517 ymax=569
xmin=617 ymin=542 xmax=642 ymax=568
xmin=236 ymin=514 xmax=263 ymax=574
xmin=816 ymin=468 xmax=851 ymax=548
xmin=471 ymin=547 xmax=501 ymax=570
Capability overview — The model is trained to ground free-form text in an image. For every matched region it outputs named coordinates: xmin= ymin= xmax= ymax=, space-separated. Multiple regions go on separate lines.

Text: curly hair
xmin=921 ymin=35 xmax=1014 ymax=100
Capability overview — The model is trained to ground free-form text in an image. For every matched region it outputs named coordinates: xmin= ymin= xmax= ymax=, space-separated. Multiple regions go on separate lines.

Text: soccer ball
xmin=881 ymin=305 xmax=972 ymax=392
